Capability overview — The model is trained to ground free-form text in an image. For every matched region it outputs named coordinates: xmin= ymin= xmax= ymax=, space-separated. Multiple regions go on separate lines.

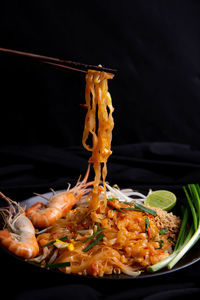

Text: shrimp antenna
xmin=0 ymin=191 xmax=14 ymax=204
xmin=66 ymin=183 xmax=71 ymax=191
xmin=0 ymin=191 xmax=24 ymax=215
xmin=33 ymin=192 xmax=49 ymax=201
xmin=50 ymin=188 xmax=56 ymax=195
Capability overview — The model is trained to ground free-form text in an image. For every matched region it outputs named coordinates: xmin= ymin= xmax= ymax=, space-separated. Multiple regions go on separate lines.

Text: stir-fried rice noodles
xmin=32 ymin=70 xmax=181 ymax=277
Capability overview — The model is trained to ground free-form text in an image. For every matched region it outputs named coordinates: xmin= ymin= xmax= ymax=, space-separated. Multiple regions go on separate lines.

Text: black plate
xmin=1 ymin=191 xmax=200 ymax=280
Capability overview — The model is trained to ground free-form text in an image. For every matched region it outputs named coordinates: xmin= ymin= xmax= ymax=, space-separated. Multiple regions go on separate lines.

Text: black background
xmin=1 ymin=1 xmax=200 ymax=299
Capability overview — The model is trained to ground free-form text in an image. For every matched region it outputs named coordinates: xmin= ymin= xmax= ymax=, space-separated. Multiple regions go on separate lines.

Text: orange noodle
xmin=82 ymin=70 xmax=114 ymax=212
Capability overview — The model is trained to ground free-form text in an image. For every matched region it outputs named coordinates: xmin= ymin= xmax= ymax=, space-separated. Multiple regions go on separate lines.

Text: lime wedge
xmin=145 ymin=190 xmax=176 ymax=211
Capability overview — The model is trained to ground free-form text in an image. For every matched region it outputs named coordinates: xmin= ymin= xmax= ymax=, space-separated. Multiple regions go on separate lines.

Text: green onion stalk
xmin=147 ymin=184 xmax=200 ymax=273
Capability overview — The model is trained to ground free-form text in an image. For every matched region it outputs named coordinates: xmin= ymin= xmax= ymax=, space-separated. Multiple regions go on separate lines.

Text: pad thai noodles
xmin=33 ymin=184 xmax=181 ymax=277
xmin=0 ymin=69 xmax=182 ymax=277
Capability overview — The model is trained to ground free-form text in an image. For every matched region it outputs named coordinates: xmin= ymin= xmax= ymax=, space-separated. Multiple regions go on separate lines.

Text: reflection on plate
xmin=1 ymin=191 xmax=200 ymax=280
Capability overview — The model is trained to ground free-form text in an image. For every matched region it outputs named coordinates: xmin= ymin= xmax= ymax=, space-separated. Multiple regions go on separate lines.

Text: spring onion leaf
xmin=58 ymin=235 xmax=70 ymax=242
xmin=41 ymin=234 xmax=69 ymax=248
xmin=168 ymin=228 xmax=197 ymax=269
xmin=191 ymin=184 xmax=200 ymax=217
xmin=108 ymin=197 xmax=156 ymax=216
xmin=107 ymin=198 xmax=118 ymax=202
xmin=107 ymin=203 xmax=126 ymax=214
xmin=158 ymin=240 xmax=164 ymax=249
xmin=82 ymin=228 xmax=105 ymax=243
xmin=174 ymin=207 xmax=188 ymax=251
xmin=147 ymin=251 xmax=178 ymax=273
xmin=145 ymin=216 xmax=152 ymax=238
xmin=183 ymin=186 xmax=198 ymax=231
xmin=134 ymin=203 xmax=157 ymax=216
xmin=145 ymin=216 xmax=150 ymax=234
xmin=82 ymin=233 xmax=104 ymax=252
xmin=119 ymin=203 xmax=156 ymax=216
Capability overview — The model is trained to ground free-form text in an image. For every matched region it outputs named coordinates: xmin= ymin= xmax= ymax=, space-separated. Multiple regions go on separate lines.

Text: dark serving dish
xmin=1 ymin=191 xmax=200 ymax=280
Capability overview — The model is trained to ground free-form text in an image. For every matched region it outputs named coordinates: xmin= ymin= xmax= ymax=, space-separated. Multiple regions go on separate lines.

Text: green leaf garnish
xmin=108 ymin=199 xmax=156 ymax=216
xmin=107 ymin=203 xmax=126 ymax=214
xmin=82 ymin=233 xmax=104 ymax=252
xmin=41 ymin=234 xmax=69 ymax=248
xmin=107 ymin=198 xmax=118 ymax=201
xmin=159 ymin=240 xmax=164 ymax=249
xmin=82 ymin=228 xmax=105 ymax=243
xmin=145 ymin=216 xmax=150 ymax=236
xmin=134 ymin=203 xmax=157 ymax=216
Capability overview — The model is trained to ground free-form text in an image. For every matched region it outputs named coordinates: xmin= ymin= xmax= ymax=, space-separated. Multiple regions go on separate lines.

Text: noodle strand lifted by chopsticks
xmin=82 ymin=70 xmax=114 ymax=212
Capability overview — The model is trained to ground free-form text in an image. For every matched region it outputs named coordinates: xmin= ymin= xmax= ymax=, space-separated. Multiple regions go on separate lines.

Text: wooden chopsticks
xmin=0 ymin=47 xmax=117 ymax=74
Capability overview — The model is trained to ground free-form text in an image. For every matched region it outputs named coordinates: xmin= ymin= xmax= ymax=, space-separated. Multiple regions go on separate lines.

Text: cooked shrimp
xmin=0 ymin=192 xmax=39 ymax=259
xmin=26 ymin=165 xmax=93 ymax=228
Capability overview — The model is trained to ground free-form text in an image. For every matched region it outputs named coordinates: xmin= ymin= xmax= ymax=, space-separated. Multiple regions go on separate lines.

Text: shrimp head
xmin=0 ymin=192 xmax=39 ymax=259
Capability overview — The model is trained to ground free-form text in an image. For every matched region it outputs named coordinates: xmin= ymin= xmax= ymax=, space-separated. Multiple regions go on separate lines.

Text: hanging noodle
xmin=82 ymin=70 xmax=114 ymax=212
